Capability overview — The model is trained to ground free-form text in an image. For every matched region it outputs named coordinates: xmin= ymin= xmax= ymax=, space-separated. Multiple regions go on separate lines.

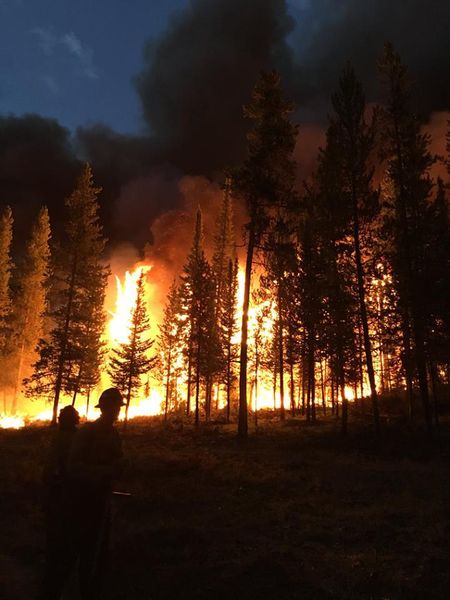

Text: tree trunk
xmin=429 ymin=362 xmax=440 ymax=430
xmin=412 ymin=315 xmax=433 ymax=435
xmin=226 ymin=342 xmax=231 ymax=423
xmin=254 ymin=360 xmax=259 ymax=430
xmin=301 ymin=355 xmax=306 ymax=416
xmin=164 ymin=351 xmax=172 ymax=422
xmin=340 ymin=368 xmax=348 ymax=436
xmin=320 ymin=359 xmax=326 ymax=416
xmin=12 ymin=341 xmax=26 ymax=414
xmin=400 ymin=310 xmax=415 ymax=418
xmin=205 ymin=376 xmax=212 ymax=422
xmin=194 ymin=338 xmax=201 ymax=428
xmin=309 ymin=328 xmax=316 ymax=421
xmin=290 ymin=361 xmax=295 ymax=417
xmin=238 ymin=224 xmax=255 ymax=439
xmin=277 ymin=287 xmax=285 ymax=421
xmin=72 ymin=359 xmax=85 ymax=407
xmin=186 ymin=349 xmax=192 ymax=417
xmin=353 ymin=207 xmax=380 ymax=438
xmin=85 ymin=388 xmax=91 ymax=420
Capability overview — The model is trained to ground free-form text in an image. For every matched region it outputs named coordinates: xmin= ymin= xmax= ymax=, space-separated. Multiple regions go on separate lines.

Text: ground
xmin=1 ymin=414 xmax=450 ymax=599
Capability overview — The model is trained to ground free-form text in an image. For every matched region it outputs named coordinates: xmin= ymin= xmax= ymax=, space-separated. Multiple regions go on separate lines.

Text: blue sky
xmin=0 ymin=0 xmax=189 ymax=133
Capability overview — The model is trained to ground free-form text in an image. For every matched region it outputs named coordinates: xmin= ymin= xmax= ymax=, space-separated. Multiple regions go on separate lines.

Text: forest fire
xmin=0 ymin=50 xmax=447 ymax=440
xmin=0 ymin=252 xmax=400 ymax=429
xmin=108 ymin=265 xmax=152 ymax=345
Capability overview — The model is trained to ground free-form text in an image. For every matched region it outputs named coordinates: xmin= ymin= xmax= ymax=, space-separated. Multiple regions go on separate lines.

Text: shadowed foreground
xmin=1 ymin=416 xmax=450 ymax=599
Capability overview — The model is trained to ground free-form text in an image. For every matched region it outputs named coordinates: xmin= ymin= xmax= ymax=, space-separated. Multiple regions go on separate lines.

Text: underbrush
xmin=1 ymin=416 xmax=450 ymax=599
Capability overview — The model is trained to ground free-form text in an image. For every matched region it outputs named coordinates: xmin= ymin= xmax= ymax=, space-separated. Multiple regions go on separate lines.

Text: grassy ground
xmin=1 ymin=414 xmax=450 ymax=599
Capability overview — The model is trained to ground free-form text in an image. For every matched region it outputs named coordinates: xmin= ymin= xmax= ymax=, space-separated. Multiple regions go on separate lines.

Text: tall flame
xmin=108 ymin=265 xmax=152 ymax=345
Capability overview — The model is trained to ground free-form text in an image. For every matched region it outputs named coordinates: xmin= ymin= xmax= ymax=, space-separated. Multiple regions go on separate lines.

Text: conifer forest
xmin=1 ymin=1 xmax=450 ymax=598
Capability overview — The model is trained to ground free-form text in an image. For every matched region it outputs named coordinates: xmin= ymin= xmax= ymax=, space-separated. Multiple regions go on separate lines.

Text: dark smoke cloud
xmin=0 ymin=115 xmax=79 ymax=252
xmin=135 ymin=0 xmax=295 ymax=175
xmin=290 ymin=0 xmax=450 ymax=119
xmin=135 ymin=0 xmax=449 ymax=171
xmin=1 ymin=0 xmax=448 ymax=257
xmin=112 ymin=165 xmax=183 ymax=248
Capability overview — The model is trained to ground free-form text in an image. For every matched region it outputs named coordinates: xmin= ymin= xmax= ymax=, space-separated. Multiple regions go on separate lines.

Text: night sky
xmin=0 ymin=0 xmax=188 ymax=133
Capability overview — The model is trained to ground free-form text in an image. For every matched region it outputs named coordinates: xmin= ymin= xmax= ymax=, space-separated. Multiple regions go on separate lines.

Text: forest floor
xmin=1 ymin=413 xmax=450 ymax=599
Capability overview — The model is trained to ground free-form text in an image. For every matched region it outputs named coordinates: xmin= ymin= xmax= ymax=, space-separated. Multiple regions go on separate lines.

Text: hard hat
xmin=95 ymin=388 xmax=125 ymax=409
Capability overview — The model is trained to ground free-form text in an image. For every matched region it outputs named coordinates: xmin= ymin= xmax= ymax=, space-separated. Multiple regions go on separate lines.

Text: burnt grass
xmin=2 ymin=414 xmax=450 ymax=599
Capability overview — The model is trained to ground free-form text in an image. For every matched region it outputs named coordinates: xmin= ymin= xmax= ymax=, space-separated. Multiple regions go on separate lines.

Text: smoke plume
xmin=1 ymin=0 xmax=448 ymax=257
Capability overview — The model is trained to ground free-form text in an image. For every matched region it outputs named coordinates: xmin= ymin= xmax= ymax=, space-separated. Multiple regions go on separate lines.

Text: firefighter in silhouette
xmin=67 ymin=387 xmax=125 ymax=599
xmin=38 ymin=404 xmax=80 ymax=600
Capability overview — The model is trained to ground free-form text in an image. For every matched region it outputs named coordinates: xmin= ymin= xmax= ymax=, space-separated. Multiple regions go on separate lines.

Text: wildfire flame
xmin=108 ymin=265 xmax=152 ymax=345
xmin=0 ymin=258 xmax=380 ymax=430
xmin=106 ymin=265 xmax=163 ymax=417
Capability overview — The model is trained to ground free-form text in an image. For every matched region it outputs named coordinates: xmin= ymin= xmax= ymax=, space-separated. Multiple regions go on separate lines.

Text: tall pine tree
xmin=27 ymin=164 xmax=108 ymax=424
xmin=180 ymin=208 xmax=218 ymax=426
xmin=328 ymin=64 xmax=381 ymax=436
xmin=379 ymin=44 xmax=436 ymax=434
xmin=231 ymin=71 xmax=298 ymax=438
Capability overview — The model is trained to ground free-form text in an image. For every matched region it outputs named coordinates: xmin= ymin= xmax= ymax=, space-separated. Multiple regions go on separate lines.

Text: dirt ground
xmin=1 ymin=415 xmax=450 ymax=599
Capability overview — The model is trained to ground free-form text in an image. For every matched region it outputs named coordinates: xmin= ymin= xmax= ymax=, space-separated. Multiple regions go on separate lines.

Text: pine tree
xmin=424 ymin=179 xmax=450 ymax=424
xmin=211 ymin=186 xmax=240 ymax=419
xmin=297 ymin=188 xmax=324 ymax=423
xmin=220 ymin=256 xmax=239 ymax=422
xmin=26 ymin=164 xmax=109 ymax=424
xmin=212 ymin=185 xmax=235 ymax=317
xmin=264 ymin=216 xmax=298 ymax=420
xmin=231 ymin=70 xmax=298 ymax=438
xmin=69 ymin=265 xmax=108 ymax=405
xmin=328 ymin=64 xmax=381 ymax=436
xmin=378 ymin=44 xmax=436 ymax=434
xmin=315 ymin=121 xmax=360 ymax=433
xmin=180 ymin=208 xmax=218 ymax=426
xmin=108 ymin=271 xmax=155 ymax=423
xmin=157 ymin=280 xmax=183 ymax=420
xmin=11 ymin=207 xmax=51 ymax=412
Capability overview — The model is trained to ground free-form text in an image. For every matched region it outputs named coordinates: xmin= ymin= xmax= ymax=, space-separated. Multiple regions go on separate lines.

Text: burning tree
xmin=108 ymin=270 xmax=155 ymax=423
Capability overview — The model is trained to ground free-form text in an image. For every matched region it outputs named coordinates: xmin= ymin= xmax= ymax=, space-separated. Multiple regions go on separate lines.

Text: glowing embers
xmin=108 ymin=265 xmax=152 ymax=345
